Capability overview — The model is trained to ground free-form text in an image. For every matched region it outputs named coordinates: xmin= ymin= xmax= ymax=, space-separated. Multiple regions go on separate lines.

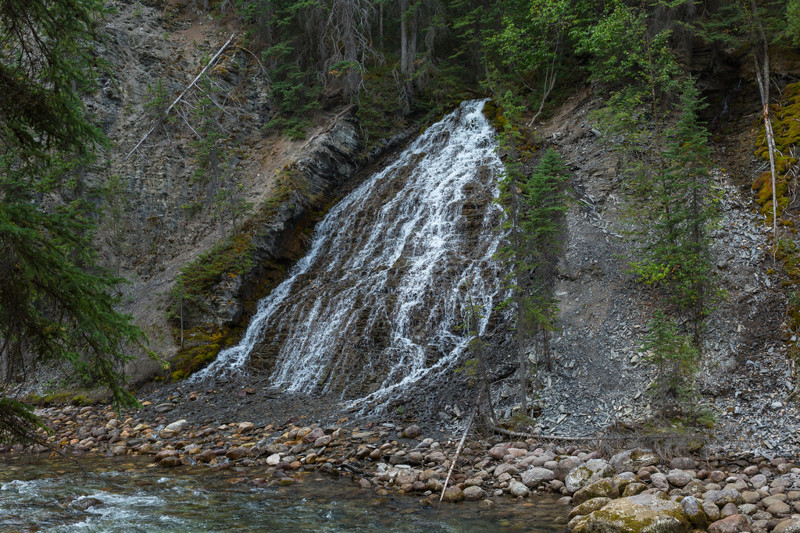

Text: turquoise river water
xmin=0 ymin=455 xmax=568 ymax=532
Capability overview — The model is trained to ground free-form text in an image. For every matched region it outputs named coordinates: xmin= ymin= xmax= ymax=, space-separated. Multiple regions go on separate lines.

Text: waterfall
xmin=193 ymin=99 xmax=506 ymax=408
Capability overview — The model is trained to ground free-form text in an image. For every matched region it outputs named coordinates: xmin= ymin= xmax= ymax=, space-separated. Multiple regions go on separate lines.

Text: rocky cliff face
xmin=74 ymin=0 xmax=372 ymax=383
xmin=187 ymin=112 xmax=364 ymax=330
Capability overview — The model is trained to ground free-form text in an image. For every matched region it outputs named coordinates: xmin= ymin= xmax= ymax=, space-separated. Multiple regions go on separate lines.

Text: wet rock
xmin=196 ymin=450 xmax=216 ymax=463
xmin=708 ymin=514 xmax=752 ymax=533
xmin=441 ymin=486 xmax=463 ymax=503
xmin=154 ymin=449 xmax=179 ymax=462
xmin=463 ymin=486 xmax=486 ymax=501
xmin=71 ymin=497 xmax=104 ymax=511
xmin=358 ymin=478 xmax=371 ymax=489
xmin=158 ymin=455 xmax=182 ymax=468
xmin=571 ymin=492 xmax=690 ymax=533
xmin=111 ymin=444 xmax=127 ymax=456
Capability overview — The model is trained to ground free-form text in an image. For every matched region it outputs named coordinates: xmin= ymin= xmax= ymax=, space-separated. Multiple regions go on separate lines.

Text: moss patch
xmin=753 ymin=81 xmax=800 ymax=375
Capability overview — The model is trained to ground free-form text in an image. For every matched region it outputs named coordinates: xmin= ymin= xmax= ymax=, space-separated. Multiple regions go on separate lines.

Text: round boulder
xmin=521 ymin=467 xmax=555 ymax=488
xmin=565 ymin=459 xmax=613 ymax=494
xmin=571 ymin=492 xmax=690 ymax=533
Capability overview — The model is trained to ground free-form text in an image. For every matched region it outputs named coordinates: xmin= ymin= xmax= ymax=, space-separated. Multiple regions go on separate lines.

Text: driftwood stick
xmin=440 ymin=393 xmax=481 ymax=502
xmin=125 ymin=33 xmax=236 ymax=161
xmin=492 ymin=425 xmax=688 ymax=443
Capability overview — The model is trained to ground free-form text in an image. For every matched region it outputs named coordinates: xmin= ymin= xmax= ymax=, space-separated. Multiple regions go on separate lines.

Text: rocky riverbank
xmin=3 ymin=402 xmax=799 ymax=532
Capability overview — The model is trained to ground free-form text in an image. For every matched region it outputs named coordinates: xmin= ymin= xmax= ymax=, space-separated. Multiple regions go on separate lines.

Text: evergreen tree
xmin=495 ymin=147 xmax=569 ymax=416
xmin=641 ymin=309 xmax=700 ymax=421
xmin=0 ymin=0 xmax=146 ymax=444
xmin=628 ymin=79 xmax=719 ymax=345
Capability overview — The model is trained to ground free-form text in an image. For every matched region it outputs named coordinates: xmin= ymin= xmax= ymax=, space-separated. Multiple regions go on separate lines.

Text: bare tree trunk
xmin=180 ymin=296 xmax=184 ymax=348
xmin=509 ymin=182 xmax=528 ymax=417
xmin=749 ymin=0 xmax=778 ymax=241
xmin=439 ymin=391 xmax=481 ymax=503
xmin=379 ymin=2 xmax=384 ymax=51
xmin=528 ymin=39 xmax=560 ymax=127
xmin=542 ymin=327 xmax=552 ymax=372
xmin=400 ymin=0 xmax=410 ymax=76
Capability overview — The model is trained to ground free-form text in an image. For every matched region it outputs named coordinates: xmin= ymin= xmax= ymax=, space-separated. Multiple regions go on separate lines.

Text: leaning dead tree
xmin=125 ymin=33 xmax=236 ymax=160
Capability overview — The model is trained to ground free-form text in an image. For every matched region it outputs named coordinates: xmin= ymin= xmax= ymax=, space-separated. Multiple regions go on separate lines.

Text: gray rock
xmin=670 ymin=457 xmax=696 ymax=470
xmin=401 ymin=424 xmax=421 ymax=439
xmin=165 ymin=420 xmax=189 ymax=432
xmin=553 ymin=456 xmax=582 ymax=481
xmin=720 ymin=502 xmax=739 ymax=517
xmin=569 ymin=497 xmax=612 ymax=519
xmin=681 ymin=496 xmax=708 ymax=529
xmin=767 ymin=500 xmax=792 ymax=516
xmin=508 ymin=480 xmax=530 ymax=498
xmin=462 ymin=485 xmax=486 ymax=501
xmin=774 ymin=518 xmax=800 ymax=533
xmin=666 ymin=469 xmax=692 ymax=488
xmin=572 ymin=478 xmax=619 ymax=505
xmin=705 ymin=489 xmax=744 ymax=507
xmin=703 ymin=499 xmax=721 ymax=521
xmin=565 ymin=459 xmax=613 ymax=493
xmin=441 ymin=486 xmax=463 ymax=503
xmin=609 ymin=448 xmax=659 ymax=474
xmin=494 ymin=463 xmax=519 ymax=478
xmin=521 ymin=467 xmax=555 ymax=488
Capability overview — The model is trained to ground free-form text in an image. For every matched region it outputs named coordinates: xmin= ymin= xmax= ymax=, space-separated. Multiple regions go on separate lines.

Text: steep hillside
xmin=81 ymin=0 xmax=377 ymax=383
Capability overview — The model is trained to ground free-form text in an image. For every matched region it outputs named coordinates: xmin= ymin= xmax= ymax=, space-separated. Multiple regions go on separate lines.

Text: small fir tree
xmin=495 ymin=146 xmax=569 ymax=416
xmin=628 ymin=79 xmax=719 ymax=345
xmin=641 ymin=310 xmax=700 ymax=421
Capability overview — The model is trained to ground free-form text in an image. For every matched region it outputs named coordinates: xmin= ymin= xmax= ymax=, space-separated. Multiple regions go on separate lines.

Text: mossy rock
xmin=572 ymin=492 xmax=690 ymax=533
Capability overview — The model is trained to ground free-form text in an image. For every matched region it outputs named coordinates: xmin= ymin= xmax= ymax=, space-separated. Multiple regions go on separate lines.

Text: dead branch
xmin=440 ymin=392 xmax=481 ymax=503
xmin=124 ymin=33 xmax=236 ymax=161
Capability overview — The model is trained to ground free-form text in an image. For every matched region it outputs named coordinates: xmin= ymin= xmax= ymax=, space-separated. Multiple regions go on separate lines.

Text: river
xmin=0 ymin=455 xmax=568 ymax=532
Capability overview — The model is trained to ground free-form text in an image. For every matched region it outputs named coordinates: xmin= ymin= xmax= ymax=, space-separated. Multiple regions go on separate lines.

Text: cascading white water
xmin=193 ymin=99 xmax=505 ymax=408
